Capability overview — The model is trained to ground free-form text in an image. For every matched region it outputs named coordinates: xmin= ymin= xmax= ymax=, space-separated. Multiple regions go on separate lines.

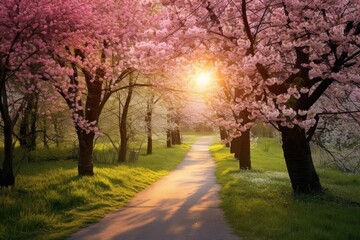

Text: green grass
xmin=211 ymin=137 xmax=360 ymax=240
xmin=0 ymin=138 xmax=195 ymax=240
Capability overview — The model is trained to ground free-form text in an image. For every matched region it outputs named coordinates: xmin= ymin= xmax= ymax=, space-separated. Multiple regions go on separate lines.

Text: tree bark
xmin=146 ymin=102 xmax=153 ymax=155
xmin=219 ymin=126 xmax=230 ymax=147
xmin=171 ymin=128 xmax=181 ymax=145
xmin=171 ymin=130 xmax=176 ymax=144
xmin=230 ymin=87 xmax=252 ymax=169
xmin=176 ymin=129 xmax=181 ymax=144
xmin=280 ymin=125 xmax=323 ymax=194
xmin=118 ymin=75 xmax=134 ymax=163
xmin=77 ymin=129 xmax=94 ymax=175
xmin=1 ymin=121 xmax=15 ymax=186
xmin=166 ymin=130 xmax=172 ymax=148
xmin=230 ymin=129 xmax=251 ymax=170
xmin=147 ymin=134 xmax=152 ymax=155
xmin=29 ymin=93 xmax=38 ymax=150
xmin=19 ymin=105 xmax=30 ymax=147
xmin=118 ymin=120 xmax=128 ymax=163
xmin=19 ymin=92 xmax=38 ymax=150
xmin=76 ymin=66 xmax=102 ymax=175
xmin=0 ymin=81 xmax=15 ymax=186
xmin=42 ymin=115 xmax=49 ymax=149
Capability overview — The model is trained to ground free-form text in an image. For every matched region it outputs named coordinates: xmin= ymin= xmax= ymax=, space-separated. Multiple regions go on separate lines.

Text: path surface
xmin=68 ymin=136 xmax=240 ymax=240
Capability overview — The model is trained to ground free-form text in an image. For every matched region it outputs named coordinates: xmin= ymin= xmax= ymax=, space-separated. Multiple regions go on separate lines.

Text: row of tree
xmin=0 ymin=0 xmax=187 ymax=186
xmin=1 ymin=0 xmax=360 ymax=196
xmin=163 ymin=0 xmax=360 ymax=194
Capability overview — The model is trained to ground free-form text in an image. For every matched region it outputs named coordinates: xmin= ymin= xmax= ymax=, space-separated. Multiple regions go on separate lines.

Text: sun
xmin=195 ymin=72 xmax=212 ymax=88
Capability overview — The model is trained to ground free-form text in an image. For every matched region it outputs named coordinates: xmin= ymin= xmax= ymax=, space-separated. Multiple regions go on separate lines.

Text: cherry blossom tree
xmin=0 ymin=0 xmax=93 ymax=186
xmin=225 ymin=0 xmax=359 ymax=194
xmin=163 ymin=0 xmax=360 ymax=194
xmin=42 ymin=0 xmax=170 ymax=175
xmin=0 ymin=0 xmax=171 ymax=184
xmin=159 ymin=0 xmax=255 ymax=169
xmin=210 ymin=62 xmax=254 ymax=170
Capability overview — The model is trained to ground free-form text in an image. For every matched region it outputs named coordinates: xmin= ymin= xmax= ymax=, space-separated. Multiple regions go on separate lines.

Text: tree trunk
xmin=171 ymin=128 xmax=181 ymax=145
xmin=19 ymin=93 xmax=38 ymax=150
xmin=42 ymin=115 xmax=49 ymax=149
xmin=76 ymin=64 xmax=103 ymax=174
xmin=19 ymin=106 xmax=30 ymax=148
xmin=171 ymin=130 xmax=176 ymax=144
xmin=1 ymin=122 xmax=15 ymax=186
xmin=280 ymin=125 xmax=323 ymax=194
xmin=176 ymin=129 xmax=181 ymax=144
xmin=0 ymin=81 xmax=15 ymax=187
xmin=146 ymin=102 xmax=153 ymax=155
xmin=171 ymin=129 xmax=177 ymax=145
xmin=147 ymin=135 xmax=152 ymax=155
xmin=29 ymin=93 xmax=38 ymax=150
xmin=219 ymin=126 xmax=230 ymax=147
xmin=77 ymin=129 xmax=94 ymax=175
xmin=118 ymin=75 xmax=134 ymax=163
xmin=118 ymin=123 xmax=128 ymax=163
xmin=166 ymin=130 xmax=172 ymax=148
xmin=230 ymin=129 xmax=251 ymax=170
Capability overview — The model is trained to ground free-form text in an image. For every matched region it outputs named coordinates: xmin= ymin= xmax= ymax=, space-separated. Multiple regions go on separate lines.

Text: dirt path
xmin=67 ymin=136 xmax=240 ymax=240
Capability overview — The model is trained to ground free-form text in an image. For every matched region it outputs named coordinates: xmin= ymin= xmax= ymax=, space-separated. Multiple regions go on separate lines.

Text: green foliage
xmin=211 ymin=138 xmax=360 ymax=240
xmin=0 ymin=141 xmax=192 ymax=240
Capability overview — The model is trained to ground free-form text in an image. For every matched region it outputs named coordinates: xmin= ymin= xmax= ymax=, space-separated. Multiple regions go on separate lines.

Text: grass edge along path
xmin=0 ymin=136 xmax=197 ymax=240
xmin=210 ymin=137 xmax=360 ymax=240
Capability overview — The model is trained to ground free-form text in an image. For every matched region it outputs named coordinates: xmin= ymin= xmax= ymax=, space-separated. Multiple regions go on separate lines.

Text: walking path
xmin=68 ymin=136 xmax=240 ymax=240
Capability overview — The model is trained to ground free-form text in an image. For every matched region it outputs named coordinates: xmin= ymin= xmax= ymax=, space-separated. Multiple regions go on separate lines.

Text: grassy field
xmin=0 ymin=136 xmax=196 ymax=240
xmin=211 ymin=137 xmax=360 ymax=240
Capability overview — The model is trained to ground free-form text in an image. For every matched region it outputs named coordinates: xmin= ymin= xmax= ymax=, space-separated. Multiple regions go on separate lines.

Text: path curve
xmin=68 ymin=136 xmax=240 ymax=240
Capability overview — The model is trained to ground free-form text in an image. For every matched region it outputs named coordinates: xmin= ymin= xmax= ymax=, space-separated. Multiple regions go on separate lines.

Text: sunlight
xmin=195 ymin=72 xmax=212 ymax=88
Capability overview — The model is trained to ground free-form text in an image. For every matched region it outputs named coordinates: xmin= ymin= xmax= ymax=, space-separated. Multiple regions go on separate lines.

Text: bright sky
xmin=195 ymin=72 xmax=212 ymax=89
